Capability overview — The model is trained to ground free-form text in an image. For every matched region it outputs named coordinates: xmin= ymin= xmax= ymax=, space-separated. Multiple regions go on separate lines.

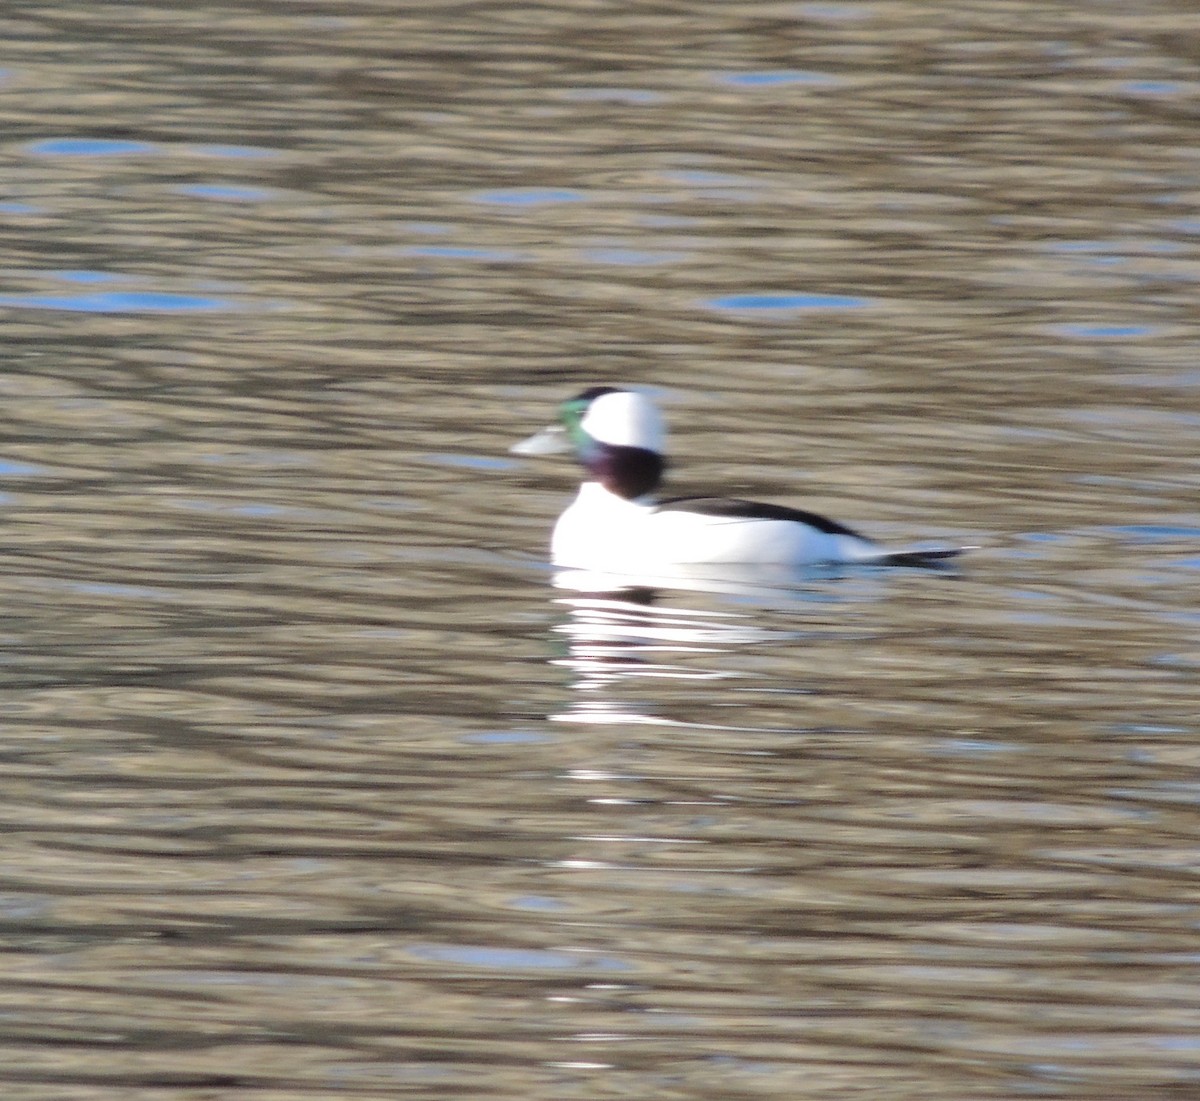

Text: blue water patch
xmin=53 ymin=269 xmax=128 ymax=284
xmin=705 ymin=292 xmax=872 ymax=312
xmin=581 ymin=247 xmax=687 ymax=266
xmin=1121 ymin=80 xmax=1183 ymax=96
xmin=0 ymin=459 xmax=48 ymax=476
xmin=1051 ymin=322 xmax=1157 ymax=339
xmin=27 ymin=137 xmax=159 ymax=157
xmin=472 ymin=187 xmax=586 ymax=206
xmin=0 ymin=894 xmax=49 ymax=920
xmin=1045 ymin=238 xmax=1181 ymax=257
xmin=1011 ymin=588 xmax=1055 ymax=602
xmin=508 ymin=895 xmax=568 ymax=911
xmin=0 ymin=290 xmax=231 ymax=312
xmin=177 ymin=183 xmax=279 ymax=202
xmin=229 ymin=503 xmax=287 ymax=518
xmin=461 ymin=729 xmax=551 ymax=745
xmin=1151 ymin=1034 xmax=1200 ymax=1052
xmin=935 ymin=738 xmax=1017 ymax=757
xmin=1110 ymin=524 xmax=1200 ymax=541
xmin=424 ymin=453 xmax=519 ymax=471
xmin=68 ymin=580 xmax=176 ymax=601
xmin=403 ymin=245 xmax=523 ymax=261
xmin=716 ymin=69 xmax=839 ymax=87
xmin=1044 ymin=240 xmax=1118 ymax=253
xmin=664 ymin=169 xmax=760 ymax=188
xmin=1167 ymin=218 xmax=1200 ymax=237
xmin=1150 ymin=651 xmax=1200 ymax=671
xmin=0 ymin=202 xmax=39 ymax=214
xmin=794 ymin=2 xmax=873 ymax=19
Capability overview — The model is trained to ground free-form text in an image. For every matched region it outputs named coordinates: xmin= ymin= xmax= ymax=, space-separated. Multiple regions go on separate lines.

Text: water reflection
xmin=547 ymin=567 xmax=880 ymax=728
xmin=4 ymin=0 xmax=1200 ymax=1095
xmin=552 ymin=591 xmax=746 ymax=716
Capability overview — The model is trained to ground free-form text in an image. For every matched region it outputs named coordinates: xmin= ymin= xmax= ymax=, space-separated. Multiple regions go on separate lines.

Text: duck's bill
xmin=511 ymin=424 xmax=571 ymax=456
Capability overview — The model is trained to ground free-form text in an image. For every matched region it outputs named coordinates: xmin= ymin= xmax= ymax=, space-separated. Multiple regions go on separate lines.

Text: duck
xmin=512 ymin=386 xmax=964 ymax=571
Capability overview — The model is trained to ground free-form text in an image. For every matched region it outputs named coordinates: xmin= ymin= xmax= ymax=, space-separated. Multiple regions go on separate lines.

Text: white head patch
xmin=580 ymin=390 xmax=667 ymax=453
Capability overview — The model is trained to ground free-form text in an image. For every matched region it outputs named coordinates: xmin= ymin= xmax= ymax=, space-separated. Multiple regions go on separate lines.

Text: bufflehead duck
xmin=513 ymin=386 xmax=964 ymax=571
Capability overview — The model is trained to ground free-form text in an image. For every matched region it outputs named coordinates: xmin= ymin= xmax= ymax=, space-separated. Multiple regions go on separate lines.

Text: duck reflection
xmin=547 ymin=564 xmax=838 ymax=725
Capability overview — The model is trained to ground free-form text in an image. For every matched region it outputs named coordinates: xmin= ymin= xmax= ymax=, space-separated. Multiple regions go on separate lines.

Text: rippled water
xmin=2 ymin=1 xmax=1199 ymax=1097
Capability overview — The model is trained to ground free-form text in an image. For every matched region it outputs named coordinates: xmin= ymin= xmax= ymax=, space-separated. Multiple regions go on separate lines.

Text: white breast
xmin=551 ymin=483 xmax=653 ymax=567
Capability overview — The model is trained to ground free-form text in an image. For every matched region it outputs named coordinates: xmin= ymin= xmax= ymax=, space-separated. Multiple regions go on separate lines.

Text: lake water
xmin=2 ymin=1 xmax=1199 ymax=1097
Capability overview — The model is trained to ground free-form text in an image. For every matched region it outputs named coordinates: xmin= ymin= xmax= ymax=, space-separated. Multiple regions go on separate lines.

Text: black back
xmin=654 ymin=496 xmax=867 ymax=539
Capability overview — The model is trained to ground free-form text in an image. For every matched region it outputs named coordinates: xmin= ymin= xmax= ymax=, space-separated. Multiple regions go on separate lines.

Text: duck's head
xmin=513 ymin=386 xmax=667 ymax=499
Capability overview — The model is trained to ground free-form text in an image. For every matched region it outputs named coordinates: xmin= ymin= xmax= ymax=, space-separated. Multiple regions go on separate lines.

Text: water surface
xmin=1 ymin=1 xmax=1199 ymax=1098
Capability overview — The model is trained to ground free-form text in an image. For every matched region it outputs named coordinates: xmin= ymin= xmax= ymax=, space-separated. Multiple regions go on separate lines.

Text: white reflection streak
xmin=553 ymin=701 xmax=681 ymax=725
xmin=548 ymin=577 xmax=795 ymax=725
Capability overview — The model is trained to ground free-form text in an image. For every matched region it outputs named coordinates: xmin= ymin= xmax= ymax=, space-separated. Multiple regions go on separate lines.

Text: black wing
xmin=654 ymin=496 xmax=868 ymax=539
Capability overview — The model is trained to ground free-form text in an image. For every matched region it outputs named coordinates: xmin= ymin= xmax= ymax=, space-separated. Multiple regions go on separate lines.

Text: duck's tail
xmin=873 ymin=546 xmax=973 ymax=569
